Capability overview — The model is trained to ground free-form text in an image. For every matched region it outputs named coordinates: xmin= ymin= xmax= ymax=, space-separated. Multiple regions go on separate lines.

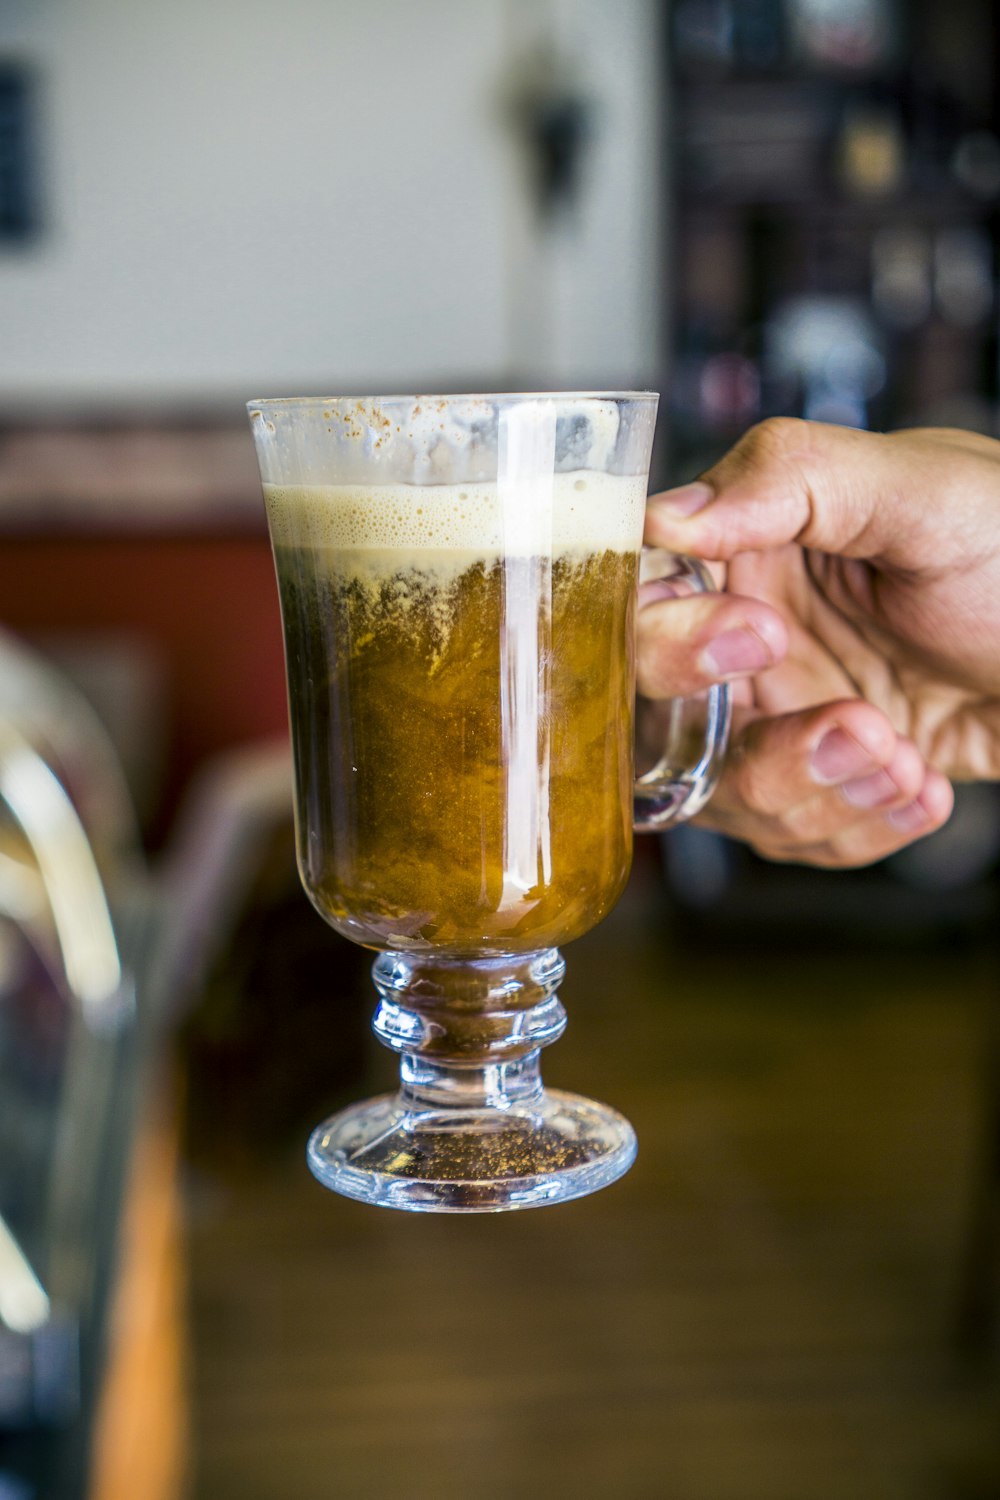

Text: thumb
xmin=645 ymin=419 xmax=990 ymax=569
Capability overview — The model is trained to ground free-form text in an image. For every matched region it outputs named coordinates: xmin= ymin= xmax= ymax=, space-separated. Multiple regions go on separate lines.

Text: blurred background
xmin=0 ymin=0 xmax=998 ymax=1496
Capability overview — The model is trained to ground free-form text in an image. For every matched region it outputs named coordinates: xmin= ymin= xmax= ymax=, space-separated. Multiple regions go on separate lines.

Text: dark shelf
xmin=676 ymin=184 xmax=998 ymax=218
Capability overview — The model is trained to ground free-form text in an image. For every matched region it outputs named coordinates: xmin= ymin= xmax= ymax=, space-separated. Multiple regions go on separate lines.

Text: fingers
xmin=764 ymin=767 xmax=954 ymax=869
xmin=637 ymin=589 xmax=788 ymax=698
xmin=634 ymin=588 xmax=955 ymax=862
xmin=697 ymin=699 xmax=954 ymax=868
xmin=643 ymin=417 xmax=998 ymax=571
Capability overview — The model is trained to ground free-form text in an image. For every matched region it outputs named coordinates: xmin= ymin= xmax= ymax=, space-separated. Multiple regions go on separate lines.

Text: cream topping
xmin=264 ymin=470 xmax=646 ymax=559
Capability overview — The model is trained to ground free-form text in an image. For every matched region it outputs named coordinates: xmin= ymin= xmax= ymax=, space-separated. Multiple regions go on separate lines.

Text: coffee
xmin=266 ymin=472 xmax=645 ymax=955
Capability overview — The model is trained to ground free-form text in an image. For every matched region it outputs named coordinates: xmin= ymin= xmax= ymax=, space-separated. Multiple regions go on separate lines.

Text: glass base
xmin=307 ymin=1088 xmax=637 ymax=1213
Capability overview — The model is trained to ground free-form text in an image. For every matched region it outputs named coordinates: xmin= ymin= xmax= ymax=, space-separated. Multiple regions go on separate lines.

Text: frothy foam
xmin=264 ymin=470 xmax=647 ymax=559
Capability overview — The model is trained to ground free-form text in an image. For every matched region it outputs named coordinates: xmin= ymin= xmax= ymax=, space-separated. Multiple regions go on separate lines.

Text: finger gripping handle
xmin=633 ymin=552 xmax=732 ymax=833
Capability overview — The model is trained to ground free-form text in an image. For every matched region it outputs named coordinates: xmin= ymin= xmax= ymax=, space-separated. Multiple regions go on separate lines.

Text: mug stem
xmin=305 ymin=948 xmax=636 ymax=1212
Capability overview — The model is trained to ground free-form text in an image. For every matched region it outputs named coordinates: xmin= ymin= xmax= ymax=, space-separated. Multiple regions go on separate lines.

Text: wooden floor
xmin=180 ymin=856 xmax=1000 ymax=1500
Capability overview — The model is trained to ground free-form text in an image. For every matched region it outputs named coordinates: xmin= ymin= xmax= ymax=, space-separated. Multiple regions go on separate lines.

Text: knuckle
xmin=760 ymin=838 xmax=841 ymax=869
xmin=730 ymin=752 xmax=784 ymax=817
xmin=748 ymin=836 xmax=807 ymax=866
xmin=738 ymin=416 xmax=811 ymax=469
xmin=774 ymin=798 xmax=829 ymax=844
xmin=804 ymin=846 xmax=845 ymax=870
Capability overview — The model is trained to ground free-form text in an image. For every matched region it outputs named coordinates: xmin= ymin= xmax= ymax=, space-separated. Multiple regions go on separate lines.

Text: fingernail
xmin=654 ymin=481 xmax=714 ymax=517
xmin=810 ymin=728 xmax=876 ymax=785
xmin=840 ymin=769 xmax=899 ymax=809
xmin=886 ymin=800 xmax=930 ymax=833
xmin=700 ymin=627 xmax=772 ymax=677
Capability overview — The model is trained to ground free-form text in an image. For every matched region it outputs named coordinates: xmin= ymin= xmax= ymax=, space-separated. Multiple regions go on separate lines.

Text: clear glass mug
xmin=248 ymin=392 xmax=730 ymax=1211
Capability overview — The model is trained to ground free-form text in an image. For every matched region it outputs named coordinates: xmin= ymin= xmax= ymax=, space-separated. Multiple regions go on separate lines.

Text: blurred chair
xmin=0 ymin=635 xmax=325 ymax=1495
xmin=156 ymin=740 xmax=371 ymax=1175
xmin=0 ymin=631 xmax=147 ymax=1499
xmin=151 ymin=739 xmax=296 ymax=1027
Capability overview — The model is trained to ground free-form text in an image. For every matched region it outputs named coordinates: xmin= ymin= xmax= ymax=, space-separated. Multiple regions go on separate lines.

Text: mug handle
xmin=633 ymin=550 xmax=733 ymax=833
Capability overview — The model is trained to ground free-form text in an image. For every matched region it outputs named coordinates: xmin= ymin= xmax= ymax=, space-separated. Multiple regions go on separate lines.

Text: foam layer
xmin=264 ymin=470 xmax=647 ymax=558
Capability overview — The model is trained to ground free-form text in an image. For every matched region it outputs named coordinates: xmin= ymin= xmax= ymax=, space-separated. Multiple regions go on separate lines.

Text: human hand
xmin=639 ymin=419 xmax=1000 ymax=867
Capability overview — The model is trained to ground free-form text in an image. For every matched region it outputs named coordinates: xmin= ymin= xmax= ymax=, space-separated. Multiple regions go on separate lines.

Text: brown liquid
xmin=273 ymin=545 xmax=637 ymax=954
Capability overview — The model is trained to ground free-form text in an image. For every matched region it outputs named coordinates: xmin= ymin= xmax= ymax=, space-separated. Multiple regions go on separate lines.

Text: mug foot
xmin=307 ymin=1088 xmax=637 ymax=1212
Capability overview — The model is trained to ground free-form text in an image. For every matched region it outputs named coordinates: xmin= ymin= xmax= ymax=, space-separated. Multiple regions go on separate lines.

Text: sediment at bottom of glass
xmin=307 ymin=1088 xmax=637 ymax=1212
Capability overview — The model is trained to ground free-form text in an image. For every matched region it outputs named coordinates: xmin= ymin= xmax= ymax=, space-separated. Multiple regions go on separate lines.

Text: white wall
xmin=0 ymin=0 xmax=661 ymax=412
xmin=504 ymin=0 xmax=664 ymax=389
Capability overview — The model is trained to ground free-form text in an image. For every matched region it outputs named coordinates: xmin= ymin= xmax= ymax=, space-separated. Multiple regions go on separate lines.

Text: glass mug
xmin=248 ymin=393 xmax=730 ymax=1211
